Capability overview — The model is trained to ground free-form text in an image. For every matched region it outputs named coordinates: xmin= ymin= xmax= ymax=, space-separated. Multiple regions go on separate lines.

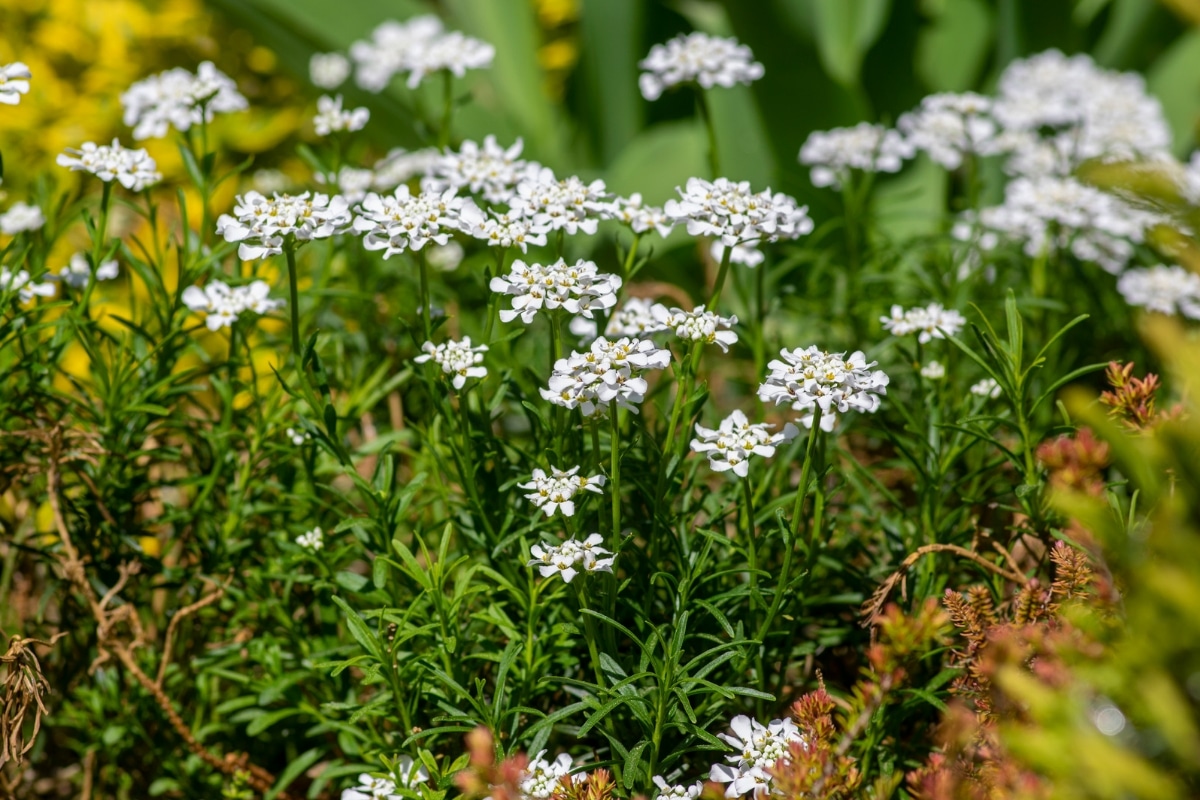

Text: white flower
xmin=217 ymin=191 xmax=352 ymax=261
xmin=527 ymin=535 xmax=614 ymax=584
xmin=314 ymin=94 xmax=370 ymax=136
xmin=879 ymin=303 xmax=966 ymax=344
xmin=897 ymin=92 xmax=1000 ymax=170
xmin=1116 ymin=265 xmax=1200 ymax=319
xmin=295 ymin=527 xmax=323 ymax=550
xmin=424 ymin=136 xmax=536 ymax=205
xmin=181 ymin=280 xmax=282 ymax=330
xmin=639 ymin=33 xmax=763 ymax=101
xmin=691 ymin=410 xmax=798 ymax=478
xmin=516 ymin=751 xmax=576 ymax=799
xmin=1181 ymin=151 xmax=1200 ymax=205
xmin=349 ymin=16 xmax=493 ymax=92
xmin=340 ymin=774 xmax=398 ymax=800
xmin=605 ymin=193 xmax=674 ymax=238
xmin=799 ymin=123 xmax=913 ymax=189
xmin=541 ymin=336 xmax=671 ymax=416
xmin=568 ymin=296 xmax=671 ymax=342
xmin=519 ymin=466 xmax=605 ymax=517
xmin=317 ymin=166 xmax=376 ymax=205
xmin=757 ymin=345 xmax=890 ymax=431
xmin=460 ymin=206 xmax=549 ymax=253
xmin=0 ymin=62 xmax=32 ymax=105
xmin=353 ymin=185 xmax=474 ymax=257
xmin=310 ymin=52 xmax=351 ymax=89
xmin=56 ymin=139 xmax=162 ymax=192
xmin=391 ymin=756 xmax=430 ymax=789
xmin=286 ymin=427 xmax=312 ymax=446
xmin=708 ymin=715 xmax=804 ymax=798
xmin=490 ymin=258 xmax=621 ymax=324
xmin=47 ymin=253 xmax=119 ymax=288
xmin=665 ymin=177 xmax=812 ymax=248
xmin=251 ymin=168 xmax=292 ymax=195
xmin=970 ymin=378 xmax=1001 ymax=399
xmin=0 ymin=202 xmax=45 ymax=235
xmin=427 ymin=241 xmax=464 ymax=271
xmin=0 ymin=268 xmax=54 ymax=303
xmin=653 ymin=776 xmax=703 ymax=800
xmin=652 ymin=304 xmax=738 ymax=352
xmin=710 ymin=240 xmax=764 ymax=268
xmin=512 ymin=167 xmax=609 ymax=236
xmin=121 ymin=61 xmax=247 ymax=140
xmin=403 ymin=29 xmax=495 ymax=89
xmin=373 ymin=147 xmax=441 ymax=190
xmin=414 ymin=337 xmax=488 ymax=390
xmin=920 ymin=360 xmax=946 ymax=380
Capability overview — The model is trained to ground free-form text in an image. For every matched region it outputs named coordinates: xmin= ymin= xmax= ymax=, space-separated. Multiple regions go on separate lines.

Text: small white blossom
xmin=295 ymin=527 xmax=323 ymax=550
xmin=349 ymin=16 xmax=493 ymax=92
xmin=310 ymin=52 xmax=351 ymax=89
xmin=460 ymin=206 xmax=549 ymax=253
xmin=605 ymin=193 xmax=674 ymax=238
xmin=515 ymin=751 xmax=576 ymax=799
xmin=121 ymin=61 xmax=247 ymax=140
xmin=527 ymin=535 xmax=614 ymax=584
xmin=414 ymin=337 xmax=488 ymax=390
xmin=897 ymin=92 xmax=1001 ymax=170
xmin=970 ymin=378 xmax=1001 ymax=399
xmin=541 ymin=336 xmax=671 ymax=417
xmin=519 ymin=465 xmax=605 ymax=517
xmin=708 ymin=715 xmax=804 ymax=798
xmin=652 ymin=304 xmax=738 ymax=352
xmin=1181 ymin=152 xmax=1200 ymax=205
xmin=47 ymin=253 xmax=119 ymax=288
xmin=427 ymin=241 xmax=464 ymax=271
xmin=56 ymin=139 xmax=162 ymax=192
xmin=286 ymin=427 xmax=312 ymax=446
xmin=0 ymin=202 xmax=45 ymax=235
xmin=799 ymin=123 xmax=913 ymax=188
xmin=251 ymin=168 xmax=292 ymax=195
xmin=217 ymin=191 xmax=352 ymax=260
xmin=691 ymin=410 xmax=798 ymax=478
xmin=314 ymin=94 xmax=369 ymax=136
xmin=665 ymin=177 xmax=812 ymax=248
xmin=181 ymin=280 xmax=281 ymax=330
xmin=880 ymin=303 xmax=966 ymax=343
xmin=404 ymin=29 xmax=495 ymax=89
xmin=353 ymin=185 xmax=474 ymax=257
xmin=0 ymin=62 xmax=32 ymax=105
xmin=316 ymin=166 xmax=376 ymax=205
xmin=490 ymin=258 xmax=621 ymax=324
xmin=758 ymin=345 xmax=890 ymax=431
xmin=1116 ymin=265 xmax=1200 ymax=319
xmin=920 ymin=361 xmax=946 ymax=380
xmin=373 ymin=147 xmax=441 ymax=190
xmin=653 ymin=777 xmax=703 ymax=800
xmin=424 ymin=136 xmax=535 ymax=205
xmin=513 ymin=167 xmax=609 ymax=236
xmin=0 ymin=268 xmax=54 ymax=303
xmin=710 ymin=240 xmax=764 ymax=268
xmin=639 ymin=33 xmax=763 ymax=101
xmin=568 ymin=296 xmax=671 ymax=341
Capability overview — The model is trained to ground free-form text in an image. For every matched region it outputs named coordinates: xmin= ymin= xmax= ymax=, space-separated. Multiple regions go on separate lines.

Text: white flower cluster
xmin=897 ymin=92 xmax=1000 ymax=170
xmin=490 ymin=258 xmax=621 ymax=324
xmin=520 ymin=466 xmax=605 ymax=517
xmin=295 ymin=527 xmax=323 ymax=551
xmin=708 ymin=715 xmax=804 ymax=798
xmin=0 ymin=202 xmax=45 ymax=235
xmin=711 ymin=241 xmax=765 ymax=268
xmin=425 ymin=136 xmax=538 ymax=205
xmin=512 ymin=168 xmax=610 ymax=236
xmin=541 ymin=337 xmax=671 ymax=416
xmin=639 ymin=33 xmax=764 ymax=101
xmin=313 ymin=94 xmax=369 ymax=136
xmin=182 ymin=280 xmax=281 ymax=331
xmin=1183 ymin=152 xmax=1200 ymax=204
xmin=528 ymin=535 xmax=614 ymax=584
xmin=1 ymin=268 xmax=54 ymax=303
xmin=414 ymin=337 xmax=488 ymax=390
xmin=56 ymin=139 xmax=162 ymax=192
xmin=217 ymin=191 xmax=352 ymax=261
xmin=691 ymin=410 xmax=798 ymax=478
xmin=518 ymin=751 xmax=577 ymax=799
xmin=353 ymin=185 xmax=475 ymax=257
xmin=121 ymin=61 xmax=247 ymax=140
xmin=286 ymin=426 xmax=312 ymax=446
xmin=665 ymin=177 xmax=812 ymax=248
xmin=955 ymin=176 xmax=1165 ymax=275
xmin=921 ymin=361 xmax=946 ymax=380
xmin=341 ymin=757 xmax=429 ymax=800
xmin=349 ymin=15 xmax=494 ymax=92
xmin=48 ymin=253 xmax=119 ymax=288
xmin=653 ymin=304 xmax=738 ymax=352
xmin=310 ymin=52 xmax=351 ymax=89
xmin=880 ymin=303 xmax=966 ymax=343
xmin=567 ymin=296 xmax=670 ymax=342
xmin=606 ymin=193 xmax=674 ymax=238
xmin=653 ymin=777 xmax=703 ymax=800
xmin=0 ymin=62 xmax=31 ymax=105
xmin=758 ymin=346 xmax=890 ymax=432
xmin=798 ymin=123 xmax=913 ymax=189
xmin=1116 ymin=265 xmax=1200 ymax=320
xmin=970 ymin=378 xmax=1001 ymax=399
xmin=317 ymin=148 xmax=442 ymax=204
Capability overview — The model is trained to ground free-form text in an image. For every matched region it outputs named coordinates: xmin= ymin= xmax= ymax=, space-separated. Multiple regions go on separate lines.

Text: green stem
xmin=707 ymin=241 xmax=734 ymax=309
xmin=418 ymin=248 xmax=432 ymax=342
xmin=789 ymin=407 xmax=824 ymax=548
xmin=609 ymin=405 xmax=622 ymax=550
xmin=438 ymin=71 xmax=454 ymax=149
xmin=696 ymin=89 xmax=720 ymax=179
xmin=742 ymin=476 xmax=762 ymax=611
xmin=284 ymin=243 xmax=303 ymax=364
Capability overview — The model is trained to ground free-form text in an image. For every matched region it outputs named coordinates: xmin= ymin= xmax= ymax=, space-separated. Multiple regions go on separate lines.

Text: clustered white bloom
xmin=310 ymin=52 xmax=351 ymax=89
xmin=519 ymin=466 xmax=606 ymax=517
xmin=490 ymin=258 xmax=621 ymax=324
xmin=665 ymin=177 xmax=812 ymax=248
xmin=182 ymin=280 xmax=282 ymax=330
xmin=121 ymin=61 xmax=247 ymax=140
xmin=1182 ymin=152 xmax=1200 ymax=205
xmin=414 ymin=337 xmax=488 ymax=390
xmin=513 ymin=168 xmax=610 ymax=236
xmin=518 ymin=751 xmax=577 ymax=799
xmin=708 ymin=715 xmax=804 ymax=798
xmin=0 ymin=268 xmax=54 ymax=303
xmin=567 ymin=296 xmax=670 ymax=342
xmin=527 ymin=535 xmax=614 ymax=584
xmin=461 ymin=208 xmax=549 ymax=253
xmin=897 ymin=92 xmax=1000 ymax=170
xmin=798 ymin=123 xmax=913 ymax=189
xmin=920 ymin=361 xmax=946 ymax=380
xmin=286 ymin=426 xmax=312 ymax=446
xmin=217 ymin=191 xmax=352 ymax=260
xmin=0 ymin=62 xmax=32 ymax=105
xmin=425 ymin=136 xmax=536 ymax=205
xmin=1116 ymin=265 xmax=1200 ymax=320
xmin=321 ymin=166 xmax=376 ymax=205
xmin=970 ymin=378 xmax=1001 ymax=399
xmin=652 ymin=304 xmax=738 ymax=352
xmin=0 ymin=202 xmax=45 ymax=235
xmin=313 ymin=94 xmax=370 ymax=136
xmin=880 ymin=303 xmax=966 ymax=343
xmin=605 ymin=193 xmax=674 ymax=238
xmin=295 ymin=527 xmax=323 ymax=551
xmin=373 ymin=147 xmax=442 ymax=190
xmin=691 ymin=410 xmax=798 ymax=478
xmin=47 ymin=253 xmax=119 ymax=288
xmin=56 ymin=139 xmax=162 ymax=192
xmin=638 ymin=33 xmax=764 ymax=101
xmin=710 ymin=241 xmax=764 ymax=268
xmin=353 ymin=185 xmax=475 ymax=257
xmin=341 ymin=757 xmax=429 ymax=800
xmin=653 ymin=777 xmax=704 ymax=800
xmin=349 ymin=15 xmax=494 ymax=92
xmin=428 ymin=241 xmax=465 ymax=271
xmin=758 ymin=346 xmax=890 ymax=432
xmin=541 ymin=337 xmax=671 ymax=416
